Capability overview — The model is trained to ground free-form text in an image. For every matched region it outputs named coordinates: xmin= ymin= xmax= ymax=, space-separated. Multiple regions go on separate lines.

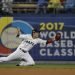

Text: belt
xmin=20 ymin=48 xmax=27 ymax=53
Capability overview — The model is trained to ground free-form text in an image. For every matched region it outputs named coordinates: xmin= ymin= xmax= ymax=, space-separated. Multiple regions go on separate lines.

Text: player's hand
xmin=16 ymin=28 xmax=21 ymax=37
xmin=46 ymin=38 xmax=53 ymax=44
xmin=17 ymin=28 xmax=21 ymax=33
xmin=55 ymin=33 xmax=61 ymax=41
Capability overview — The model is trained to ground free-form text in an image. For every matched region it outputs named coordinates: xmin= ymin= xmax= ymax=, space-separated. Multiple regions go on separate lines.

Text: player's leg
xmin=19 ymin=52 xmax=35 ymax=66
xmin=0 ymin=48 xmax=23 ymax=62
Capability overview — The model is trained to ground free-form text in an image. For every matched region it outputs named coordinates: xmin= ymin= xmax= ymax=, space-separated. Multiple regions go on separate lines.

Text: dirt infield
xmin=0 ymin=68 xmax=75 ymax=75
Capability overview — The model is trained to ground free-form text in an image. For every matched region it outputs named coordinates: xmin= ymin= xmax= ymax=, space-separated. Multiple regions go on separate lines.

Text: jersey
xmin=18 ymin=34 xmax=47 ymax=51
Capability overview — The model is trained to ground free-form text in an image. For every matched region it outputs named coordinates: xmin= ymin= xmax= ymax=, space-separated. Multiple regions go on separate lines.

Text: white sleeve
xmin=19 ymin=34 xmax=30 ymax=39
xmin=38 ymin=38 xmax=47 ymax=44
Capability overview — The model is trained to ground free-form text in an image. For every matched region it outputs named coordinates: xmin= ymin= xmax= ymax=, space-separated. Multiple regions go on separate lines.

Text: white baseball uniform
xmin=0 ymin=34 xmax=46 ymax=66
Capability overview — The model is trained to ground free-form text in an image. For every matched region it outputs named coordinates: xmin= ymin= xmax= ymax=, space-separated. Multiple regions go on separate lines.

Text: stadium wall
xmin=0 ymin=14 xmax=75 ymax=61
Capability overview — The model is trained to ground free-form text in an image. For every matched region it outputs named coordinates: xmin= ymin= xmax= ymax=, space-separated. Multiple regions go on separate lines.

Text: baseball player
xmin=0 ymin=29 xmax=61 ymax=66
xmin=1 ymin=0 xmax=13 ymax=14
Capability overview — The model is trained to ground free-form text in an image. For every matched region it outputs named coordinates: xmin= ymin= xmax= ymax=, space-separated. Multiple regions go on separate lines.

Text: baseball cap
xmin=32 ymin=29 xmax=40 ymax=33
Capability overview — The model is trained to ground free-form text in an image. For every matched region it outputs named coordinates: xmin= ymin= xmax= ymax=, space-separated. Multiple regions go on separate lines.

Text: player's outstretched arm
xmin=16 ymin=28 xmax=30 ymax=39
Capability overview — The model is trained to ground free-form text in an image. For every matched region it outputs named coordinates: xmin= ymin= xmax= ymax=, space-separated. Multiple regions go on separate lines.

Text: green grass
xmin=0 ymin=63 xmax=75 ymax=69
